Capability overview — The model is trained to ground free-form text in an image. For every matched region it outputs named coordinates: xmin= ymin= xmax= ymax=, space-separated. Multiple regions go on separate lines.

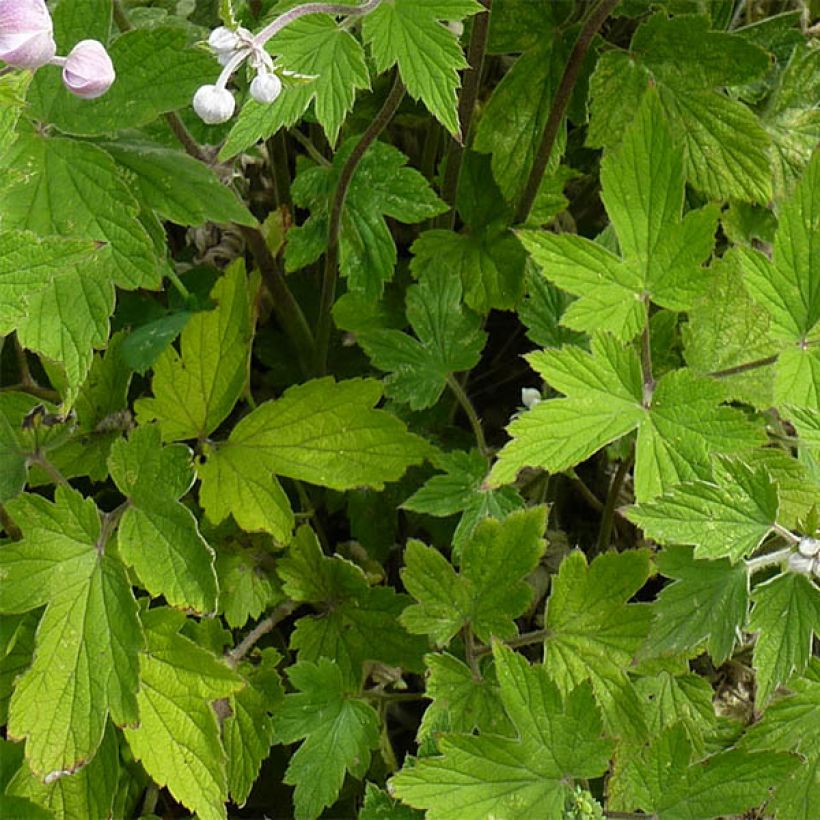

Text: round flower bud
xmin=250 ymin=71 xmax=282 ymax=105
xmin=521 ymin=387 xmax=542 ymax=410
xmin=0 ymin=0 xmax=56 ymax=69
xmin=62 ymin=39 xmax=115 ymax=99
xmin=797 ymin=536 xmax=820 ymax=558
xmin=208 ymin=26 xmax=240 ymax=54
xmin=193 ymin=84 xmax=235 ymax=124
xmin=787 ymin=551 xmax=815 ymax=577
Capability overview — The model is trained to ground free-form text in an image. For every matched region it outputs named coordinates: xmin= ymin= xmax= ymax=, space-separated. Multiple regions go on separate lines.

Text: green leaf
xmin=0 ymin=132 xmax=160 ymax=291
xmin=402 ymin=449 xmax=523 ymax=556
xmin=646 ymin=545 xmax=749 ymax=665
xmin=401 ymin=506 xmax=547 ymax=645
xmin=277 ymin=658 xmax=380 ymax=820
xmin=749 ymin=572 xmax=820 ymax=707
xmin=489 ymin=335 xmax=764 ymax=499
xmin=542 ymin=549 xmax=652 ymax=739
xmin=286 ymin=140 xmax=447 ymax=297
xmin=225 ymin=650 xmax=283 ymax=806
xmin=0 ymin=72 xmax=31 ymax=157
xmin=361 ymin=782 xmax=424 ymax=819
xmin=279 ymin=526 xmax=427 ymax=687
xmin=417 ymin=652 xmax=511 ymax=744
xmin=0 ymin=613 xmax=36 ymax=725
xmin=588 ymin=15 xmax=772 ymax=201
xmin=103 ymin=141 xmax=256 ymax=227
xmin=136 ymin=260 xmax=254 ymax=440
xmin=628 ymin=458 xmax=779 ymax=562
xmin=358 ymin=271 xmax=486 ymax=410
xmin=519 ymin=90 xmax=718 ymax=341
xmin=29 ymin=27 xmax=214 ymax=136
xmin=6 ymin=722 xmax=120 ymax=820
xmin=0 ymin=488 xmax=142 ymax=779
xmin=267 ymin=13 xmax=370 ymax=144
xmin=409 ymin=227 xmax=527 ymax=314
xmin=361 ymin=0 xmax=482 ymax=135
xmin=123 ymin=614 xmax=243 ymax=820
xmin=390 ymin=643 xmax=612 ymax=819
xmin=473 ymin=34 xmax=567 ymax=202
xmin=215 ymin=545 xmax=282 ymax=629
xmin=213 ymin=378 xmax=430 ymax=492
xmin=788 ymin=404 xmax=820 ymax=449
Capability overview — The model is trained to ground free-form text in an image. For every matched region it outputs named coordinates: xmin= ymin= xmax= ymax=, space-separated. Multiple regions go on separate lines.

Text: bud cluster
xmin=0 ymin=0 xmax=115 ymax=98
xmin=788 ymin=537 xmax=820 ymax=579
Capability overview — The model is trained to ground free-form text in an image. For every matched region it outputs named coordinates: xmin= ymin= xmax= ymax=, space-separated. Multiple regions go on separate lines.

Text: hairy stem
xmin=462 ymin=626 xmax=482 ymax=679
xmin=514 ymin=0 xmax=620 ymax=223
xmin=268 ymin=131 xmax=293 ymax=207
xmin=227 ymin=600 xmax=298 ymax=666
xmin=28 ymin=452 xmax=69 ymax=488
xmin=446 ymin=373 xmax=489 ymax=458
xmin=596 ymin=454 xmax=632 ymax=554
xmin=314 ymin=72 xmax=406 ymax=374
xmin=254 ymin=0 xmax=382 ymax=47
xmin=437 ymin=0 xmax=492 ymax=227
xmin=773 ymin=522 xmax=800 ymax=545
xmin=474 ymin=627 xmax=550 ymax=657
xmin=746 ymin=546 xmax=792 ymax=574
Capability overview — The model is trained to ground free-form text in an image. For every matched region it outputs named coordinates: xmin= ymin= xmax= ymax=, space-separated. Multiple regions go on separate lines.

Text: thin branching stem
xmin=227 ymin=601 xmax=298 ymax=666
xmin=746 ymin=546 xmax=792 ymax=574
xmin=314 ymin=71 xmax=406 ymax=374
xmin=514 ymin=0 xmax=621 ymax=224
xmin=596 ymin=454 xmax=632 ymax=553
xmin=446 ymin=373 xmax=490 ymax=458
xmin=474 ymin=627 xmax=550 ymax=657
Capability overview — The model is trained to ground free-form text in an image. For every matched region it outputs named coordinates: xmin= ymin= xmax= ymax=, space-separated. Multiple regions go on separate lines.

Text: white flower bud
xmin=208 ymin=26 xmax=240 ymax=53
xmin=250 ymin=71 xmax=282 ymax=105
xmin=193 ymin=84 xmax=235 ymax=124
xmin=797 ymin=536 xmax=820 ymax=557
xmin=521 ymin=387 xmax=542 ymax=410
xmin=62 ymin=39 xmax=115 ymax=99
xmin=787 ymin=551 xmax=816 ymax=576
xmin=0 ymin=0 xmax=56 ymax=69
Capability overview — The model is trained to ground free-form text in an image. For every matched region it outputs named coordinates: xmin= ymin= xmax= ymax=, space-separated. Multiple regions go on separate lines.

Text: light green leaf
xmin=646 ymin=545 xmax=749 ymax=665
xmin=6 ymin=722 xmax=120 ymax=820
xmin=402 ymin=449 xmax=523 ymax=556
xmin=362 ymin=0 xmax=482 ymax=135
xmin=410 ymin=227 xmax=527 ymax=314
xmin=198 ymin=437 xmax=294 ymax=542
xmin=215 ymin=545 xmax=282 ymax=630
xmin=286 ymin=140 xmax=447 ymax=297
xmin=103 ymin=141 xmax=256 ymax=227
xmin=473 ymin=35 xmax=567 ymax=202
xmin=770 ymin=752 xmax=820 ymax=820
xmin=279 ymin=526 xmax=426 ymax=686
xmin=390 ymin=644 xmax=612 ymax=820
xmin=628 ymin=458 xmax=779 ymax=562
xmin=401 ymin=507 xmax=547 ymax=645
xmin=29 ymin=27 xmax=214 ymax=135
xmin=124 ymin=615 xmax=243 ymax=820
xmin=588 ymin=14 xmax=772 ymax=201
xmin=267 ymin=13 xmax=370 ymax=144
xmin=136 ymin=260 xmax=253 ymax=440
xmin=0 ymin=488 xmax=142 ymax=779
xmin=0 ymin=72 xmax=31 ymax=157
xmin=361 ymin=782 xmax=424 ymax=819
xmin=358 ymin=271 xmax=485 ymax=410
xmin=0 ymin=613 xmax=36 ymax=725
xmin=749 ymin=572 xmax=820 ymax=707
xmin=0 ymin=131 xmax=161 ymax=290
xmin=217 ymin=378 xmax=430 ymax=491
xmin=788 ymin=404 xmax=820 ymax=449
xmin=543 ymin=549 xmax=652 ymax=739
xmin=277 ymin=658 xmax=380 ymax=820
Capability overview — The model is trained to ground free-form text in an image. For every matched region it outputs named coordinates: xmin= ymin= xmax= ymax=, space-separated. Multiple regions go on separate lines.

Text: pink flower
xmin=0 ymin=0 xmax=56 ymax=69
xmin=62 ymin=39 xmax=115 ymax=99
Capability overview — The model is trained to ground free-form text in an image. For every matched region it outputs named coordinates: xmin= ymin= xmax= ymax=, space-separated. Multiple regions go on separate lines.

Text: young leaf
xmin=645 ymin=546 xmax=749 ymax=665
xmin=123 ymin=613 xmax=244 ymax=820
xmin=400 ymin=506 xmax=547 ymax=645
xmin=488 ymin=335 xmax=763 ymax=500
xmin=736 ymin=152 xmax=820 ymax=408
xmin=749 ymin=572 xmax=820 ymax=707
xmin=588 ymin=14 xmax=772 ymax=201
xmin=358 ymin=271 xmax=486 ymax=410
xmin=361 ymin=783 xmax=423 ymax=819
xmin=215 ymin=546 xmax=283 ymax=630
xmin=136 ymin=260 xmax=254 ymax=441
xmin=628 ymin=458 xmax=779 ymax=563
xmin=207 ymin=378 xmax=431 ymax=492
xmin=286 ymin=140 xmax=447 ymax=297
xmin=0 ymin=488 xmax=142 ymax=780
xmin=519 ymin=90 xmax=718 ymax=341
xmin=542 ymin=549 xmax=652 ymax=739
xmin=402 ymin=449 xmax=523 ymax=556
xmin=278 ymin=527 xmax=426 ymax=687
xmin=390 ymin=644 xmax=613 ymax=819
xmin=276 ymin=658 xmax=380 ymax=820
xmin=361 ymin=0 xmax=483 ymax=135
xmin=268 ymin=13 xmax=370 ymax=145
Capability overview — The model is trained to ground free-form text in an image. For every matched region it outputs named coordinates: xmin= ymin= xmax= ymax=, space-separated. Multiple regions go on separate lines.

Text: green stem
xmin=474 ymin=627 xmax=550 ymax=657
xmin=268 ymin=131 xmax=293 ymax=208
xmin=773 ymin=522 xmax=800 ymax=545
xmin=446 ymin=373 xmax=489 ymax=458
xmin=226 ymin=600 xmax=298 ymax=666
xmin=314 ymin=71 xmax=406 ymax=375
xmin=596 ymin=454 xmax=632 ymax=554
xmin=437 ymin=0 xmax=492 ymax=227
xmin=640 ymin=296 xmax=654 ymax=407
xmin=29 ymin=452 xmax=69 ymax=488
xmin=111 ymin=0 xmax=130 ymax=32
xmin=165 ymin=266 xmax=192 ymax=302
xmin=709 ymin=353 xmax=779 ymax=379
xmin=289 ymin=127 xmax=332 ymax=167
xmin=462 ymin=626 xmax=482 ymax=680
xmin=514 ymin=0 xmax=620 ymax=224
